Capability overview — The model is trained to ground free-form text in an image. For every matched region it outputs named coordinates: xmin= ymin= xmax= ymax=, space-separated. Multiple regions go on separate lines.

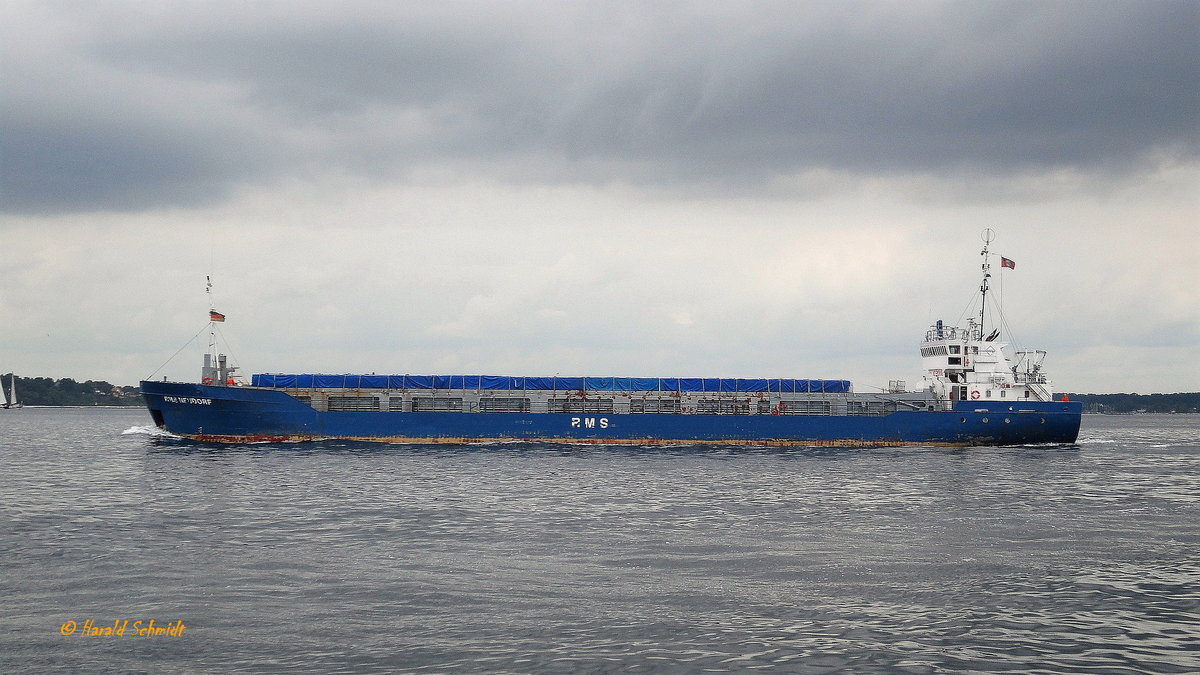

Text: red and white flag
xmin=1000 ymin=257 xmax=1016 ymax=270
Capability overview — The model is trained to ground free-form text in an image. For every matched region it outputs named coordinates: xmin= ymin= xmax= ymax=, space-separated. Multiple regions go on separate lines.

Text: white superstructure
xmin=920 ymin=318 xmax=1053 ymax=404
xmin=919 ymin=231 xmax=1056 ymax=405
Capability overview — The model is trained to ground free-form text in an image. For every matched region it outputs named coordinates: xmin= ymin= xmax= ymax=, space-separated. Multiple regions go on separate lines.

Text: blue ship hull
xmin=140 ymin=380 xmax=1082 ymax=447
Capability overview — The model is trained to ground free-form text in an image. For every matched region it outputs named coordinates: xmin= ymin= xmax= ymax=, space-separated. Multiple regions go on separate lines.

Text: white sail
xmin=9 ymin=375 xmax=16 ymax=407
xmin=1 ymin=375 xmax=7 ymax=407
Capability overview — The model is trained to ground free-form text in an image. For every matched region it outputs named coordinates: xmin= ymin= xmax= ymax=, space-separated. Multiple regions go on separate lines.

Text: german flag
xmin=209 ymin=310 xmax=226 ymax=322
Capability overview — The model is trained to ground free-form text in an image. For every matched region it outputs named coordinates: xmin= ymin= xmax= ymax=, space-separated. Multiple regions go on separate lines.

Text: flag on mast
xmin=210 ymin=310 xmax=226 ymax=322
xmin=1000 ymin=257 xmax=1016 ymax=269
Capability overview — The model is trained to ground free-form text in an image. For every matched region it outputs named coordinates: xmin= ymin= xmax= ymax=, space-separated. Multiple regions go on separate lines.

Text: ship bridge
xmin=917 ymin=230 xmax=1060 ymax=406
xmin=921 ymin=317 xmax=1053 ymax=404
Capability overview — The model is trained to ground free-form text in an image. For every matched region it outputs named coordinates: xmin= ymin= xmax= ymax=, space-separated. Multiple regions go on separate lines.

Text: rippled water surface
xmin=2 ymin=409 xmax=1197 ymax=673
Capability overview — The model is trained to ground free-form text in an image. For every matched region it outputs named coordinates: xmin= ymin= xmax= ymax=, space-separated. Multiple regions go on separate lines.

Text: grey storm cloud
xmin=2 ymin=0 xmax=1197 ymax=215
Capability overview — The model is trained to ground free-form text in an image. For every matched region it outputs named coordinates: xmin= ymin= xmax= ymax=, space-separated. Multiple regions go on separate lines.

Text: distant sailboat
xmin=2 ymin=374 xmax=19 ymax=409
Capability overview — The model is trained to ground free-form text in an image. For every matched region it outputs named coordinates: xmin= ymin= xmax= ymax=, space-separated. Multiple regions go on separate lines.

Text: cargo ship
xmin=140 ymin=234 xmax=1082 ymax=446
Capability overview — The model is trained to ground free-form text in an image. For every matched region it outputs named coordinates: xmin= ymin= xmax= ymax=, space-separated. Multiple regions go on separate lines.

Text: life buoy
xmin=970 ymin=390 xmax=981 ymax=400
xmin=201 ymin=376 xmax=213 ymax=385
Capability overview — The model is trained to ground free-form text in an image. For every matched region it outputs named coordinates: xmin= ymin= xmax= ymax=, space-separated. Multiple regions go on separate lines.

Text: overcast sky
xmin=2 ymin=0 xmax=1197 ymax=394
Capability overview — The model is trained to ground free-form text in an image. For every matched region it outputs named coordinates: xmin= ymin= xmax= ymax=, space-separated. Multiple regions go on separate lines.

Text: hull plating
xmin=141 ymin=381 xmax=1082 ymax=447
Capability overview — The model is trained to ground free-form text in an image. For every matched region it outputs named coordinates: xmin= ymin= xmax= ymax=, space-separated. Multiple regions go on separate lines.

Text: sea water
xmin=1 ymin=408 xmax=1197 ymax=673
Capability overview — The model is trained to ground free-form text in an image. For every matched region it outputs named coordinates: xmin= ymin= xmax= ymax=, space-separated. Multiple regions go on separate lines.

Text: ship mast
xmin=979 ymin=228 xmax=994 ymax=340
xmin=202 ymin=275 xmax=231 ymax=385
xmin=207 ymin=275 xmax=217 ymax=367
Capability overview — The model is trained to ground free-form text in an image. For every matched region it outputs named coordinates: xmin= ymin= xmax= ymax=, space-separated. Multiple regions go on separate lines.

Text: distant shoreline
xmin=1064 ymin=392 xmax=1199 ymax=415
xmin=3 ymin=405 xmax=143 ymax=410
xmin=1082 ymin=411 xmax=1200 ymax=415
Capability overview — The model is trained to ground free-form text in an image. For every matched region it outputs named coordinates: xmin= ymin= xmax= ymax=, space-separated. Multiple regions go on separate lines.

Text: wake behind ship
xmin=141 ymin=234 xmax=1082 ymax=447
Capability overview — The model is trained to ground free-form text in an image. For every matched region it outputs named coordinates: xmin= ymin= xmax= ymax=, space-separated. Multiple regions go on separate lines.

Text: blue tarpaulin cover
xmin=251 ymin=373 xmax=852 ymax=393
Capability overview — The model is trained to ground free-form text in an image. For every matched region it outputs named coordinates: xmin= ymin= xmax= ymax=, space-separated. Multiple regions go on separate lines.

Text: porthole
xmin=1040 ymin=418 xmax=1046 ymax=424
xmin=1004 ymin=418 xmax=1011 ymax=424
xmin=960 ymin=417 xmax=967 ymax=423
xmin=981 ymin=417 xmax=989 ymax=423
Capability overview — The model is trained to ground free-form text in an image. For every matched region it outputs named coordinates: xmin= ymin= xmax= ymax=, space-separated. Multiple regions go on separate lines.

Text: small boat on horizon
xmin=1 ymin=373 xmax=20 ymax=409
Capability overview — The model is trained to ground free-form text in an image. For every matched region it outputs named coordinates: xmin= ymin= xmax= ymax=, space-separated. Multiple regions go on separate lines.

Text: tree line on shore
xmin=2 ymin=374 xmax=143 ymax=407
xmin=2 ymin=374 xmax=1197 ymax=412
xmin=1063 ymin=392 xmax=1200 ymax=414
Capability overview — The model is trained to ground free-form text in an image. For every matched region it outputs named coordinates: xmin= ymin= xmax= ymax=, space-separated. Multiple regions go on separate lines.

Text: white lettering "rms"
xmin=570 ymin=417 xmax=609 ymax=429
